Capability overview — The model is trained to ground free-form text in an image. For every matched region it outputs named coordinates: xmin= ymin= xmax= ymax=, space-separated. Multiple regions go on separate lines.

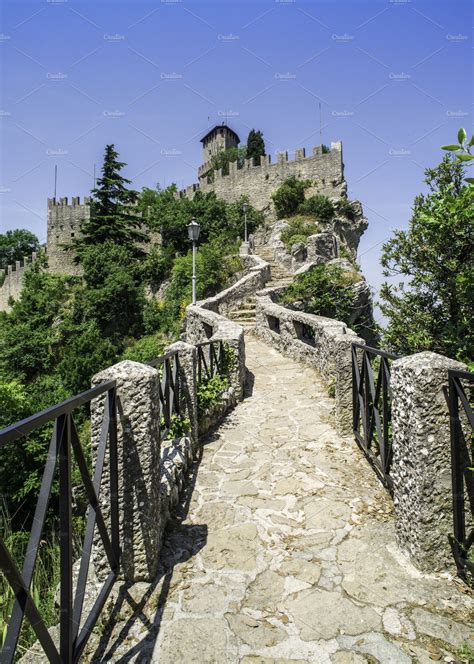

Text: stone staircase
xmin=229 ymin=245 xmax=293 ymax=331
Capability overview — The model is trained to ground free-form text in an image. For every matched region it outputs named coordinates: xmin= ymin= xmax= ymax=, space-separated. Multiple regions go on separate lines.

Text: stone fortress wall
xmin=0 ymin=251 xmax=40 ymax=311
xmin=0 ymin=137 xmax=346 ymax=310
xmin=179 ymin=142 xmax=345 ymax=211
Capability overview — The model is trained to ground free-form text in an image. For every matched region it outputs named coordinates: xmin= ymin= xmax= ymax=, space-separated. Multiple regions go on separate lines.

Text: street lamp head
xmin=187 ymin=217 xmax=201 ymax=242
xmin=242 ymin=202 xmax=249 ymax=213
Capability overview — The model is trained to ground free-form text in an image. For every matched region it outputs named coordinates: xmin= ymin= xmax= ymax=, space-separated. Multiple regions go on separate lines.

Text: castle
xmin=0 ymin=125 xmax=346 ymax=311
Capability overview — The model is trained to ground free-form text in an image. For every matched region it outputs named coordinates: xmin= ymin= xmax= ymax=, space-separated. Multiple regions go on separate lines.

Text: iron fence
xmin=0 ymin=381 xmax=119 ymax=663
xmin=196 ymin=340 xmax=226 ymax=385
xmin=448 ymin=368 xmax=474 ymax=580
xmin=149 ymin=350 xmax=181 ymax=438
xmin=352 ymin=343 xmax=400 ymax=490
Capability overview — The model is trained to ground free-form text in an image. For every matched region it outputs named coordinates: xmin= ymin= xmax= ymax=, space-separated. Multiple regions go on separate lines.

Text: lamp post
xmin=187 ymin=217 xmax=201 ymax=305
xmin=242 ymin=202 xmax=249 ymax=243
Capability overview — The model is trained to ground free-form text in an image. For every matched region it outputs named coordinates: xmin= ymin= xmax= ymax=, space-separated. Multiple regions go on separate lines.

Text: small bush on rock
xmin=280 ymin=263 xmax=362 ymax=328
xmin=280 ymin=217 xmax=319 ymax=252
xmin=299 ymin=195 xmax=335 ymax=222
xmin=272 ymin=176 xmax=311 ymax=219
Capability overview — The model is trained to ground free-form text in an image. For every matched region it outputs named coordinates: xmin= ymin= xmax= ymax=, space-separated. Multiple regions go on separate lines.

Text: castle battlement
xmin=182 ymin=141 xmax=345 ymax=208
xmin=0 ymin=251 xmax=40 ymax=311
xmin=48 ymin=196 xmax=91 ymax=208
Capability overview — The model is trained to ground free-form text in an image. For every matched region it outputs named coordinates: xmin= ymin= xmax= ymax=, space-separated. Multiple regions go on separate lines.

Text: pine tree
xmin=246 ymin=129 xmax=266 ymax=166
xmin=75 ymin=144 xmax=148 ymax=253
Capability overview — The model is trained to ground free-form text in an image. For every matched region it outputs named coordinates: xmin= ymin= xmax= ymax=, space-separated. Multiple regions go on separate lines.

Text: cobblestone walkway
xmin=102 ymin=337 xmax=473 ymax=663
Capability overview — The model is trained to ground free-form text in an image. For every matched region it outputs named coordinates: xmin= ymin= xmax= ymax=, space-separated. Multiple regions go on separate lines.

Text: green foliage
xmin=74 ymin=144 xmax=147 ymax=254
xmin=299 ymin=195 xmax=335 ymax=221
xmin=157 ymin=238 xmax=243 ymax=336
xmin=457 ymin=642 xmax=474 ymax=663
xmin=139 ymin=186 xmax=263 ymax=255
xmin=197 ymin=374 xmax=229 ymax=416
xmin=272 ymin=176 xmax=311 ymax=219
xmin=281 ymin=264 xmax=363 ymax=327
xmin=322 ymin=144 xmax=330 ymax=154
xmin=380 ymin=156 xmax=473 ymax=363
xmin=0 ymin=502 xmax=60 ymax=654
xmin=121 ymin=332 xmax=167 ymax=364
xmin=280 ymin=217 xmax=319 ymax=251
xmin=0 ymin=258 xmax=78 ymax=382
xmin=0 ymin=229 xmax=40 ymax=270
xmin=335 ymin=198 xmax=357 ymax=220
xmin=209 ymin=146 xmax=247 ymax=176
xmin=442 ymin=127 xmax=474 ymax=184
xmin=161 ymin=414 xmax=191 ymax=440
xmin=246 ymin=129 xmax=266 ymax=165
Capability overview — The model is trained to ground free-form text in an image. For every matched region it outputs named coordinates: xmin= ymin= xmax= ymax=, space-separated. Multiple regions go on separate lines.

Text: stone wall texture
xmin=390 ymin=352 xmax=467 ymax=572
xmin=0 ymin=251 xmax=39 ymax=311
xmin=180 ymin=143 xmax=345 ymax=213
xmin=46 ymin=197 xmax=88 ymax=276
xmin=254 ymin=288 xmax=364 ymax=434
xmin=91 ymin=360 xmax=161 ymax=583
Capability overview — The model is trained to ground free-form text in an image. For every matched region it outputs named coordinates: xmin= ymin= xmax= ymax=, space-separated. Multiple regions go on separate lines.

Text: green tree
xmin=442 ymin=127 xmax=474 ymax=185
xmin=281 ymin=264 xmax=363 ymax=328
xmin=210 ymin=146 xmax=246 ymax=176
xmin=246 ymin=129 xmax=265 ymax=165
xmin=272 ymin=176 xmax=311 ymax=219
xmin=0 ymin=229 xmax=40 ymax=270
xmin=380 ymin=156 xmax=474 ymax=363
xmin=74 ymin=144 xmax=147 ymax=253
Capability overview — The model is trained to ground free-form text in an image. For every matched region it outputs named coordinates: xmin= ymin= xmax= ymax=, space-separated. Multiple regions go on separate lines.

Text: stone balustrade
xmin=254 ymin=286 xmax=363 ymax=435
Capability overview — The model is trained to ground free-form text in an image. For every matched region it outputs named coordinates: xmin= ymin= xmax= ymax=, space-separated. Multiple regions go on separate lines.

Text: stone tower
xmin=46 ymin=197 xmax=90 ymax=275
xmin=198 ymin=124 xmax=240 ymax=180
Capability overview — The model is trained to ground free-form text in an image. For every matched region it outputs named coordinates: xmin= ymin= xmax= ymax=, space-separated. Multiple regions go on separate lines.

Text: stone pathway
xmin=97 ymin=337 xmax=473 ymax=663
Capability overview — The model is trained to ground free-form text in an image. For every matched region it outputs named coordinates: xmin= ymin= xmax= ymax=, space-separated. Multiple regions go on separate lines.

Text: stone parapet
xmin=390 ymin=352 xmax=467 ymax=572
xmin=254 ymin=288 xmax=363 ymax=434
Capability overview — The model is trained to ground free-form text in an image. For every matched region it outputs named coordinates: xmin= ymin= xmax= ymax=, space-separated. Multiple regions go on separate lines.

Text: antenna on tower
xmin=54 ymin=164 xmax=57 ymax=198
xmin=319 ymin=102 xmax=322 ymax=145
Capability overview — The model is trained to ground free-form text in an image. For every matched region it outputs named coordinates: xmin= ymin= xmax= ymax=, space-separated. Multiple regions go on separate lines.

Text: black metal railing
xmin=196 ymin=340 xmax=226 ymax=385
xmin=448 ymin=368 xmax=474 ymax=580
xmin=352 ymin=343 xmax=399 ymax=490
xmin=149 ymin=350 xmax=181 ymax=439
xmin=0 ymin=381 xmax=119 ymax=663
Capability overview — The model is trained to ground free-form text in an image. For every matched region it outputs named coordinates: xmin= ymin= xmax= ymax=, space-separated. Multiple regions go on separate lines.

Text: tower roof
xmin=200 ymin=124 xmax=240 ymax=144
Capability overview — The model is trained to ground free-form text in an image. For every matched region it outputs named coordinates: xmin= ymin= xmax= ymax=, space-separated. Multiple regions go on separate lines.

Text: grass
xmin=0 ymin=501 xmax=60 ymax=659
xmin=457 ymin=642 xmax=474 ymax=663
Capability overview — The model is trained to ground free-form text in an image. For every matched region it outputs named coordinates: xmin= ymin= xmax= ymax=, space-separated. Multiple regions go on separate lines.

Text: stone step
xmin=230 ymin=309 xmax=256 ymax=318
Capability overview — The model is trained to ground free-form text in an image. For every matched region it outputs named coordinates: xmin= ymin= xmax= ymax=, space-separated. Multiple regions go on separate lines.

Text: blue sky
xmin=0 ymin=0 xmax=472 ymax=312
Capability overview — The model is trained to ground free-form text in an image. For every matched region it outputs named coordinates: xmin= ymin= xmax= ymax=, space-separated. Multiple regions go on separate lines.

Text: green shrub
xmin=299 ymin=195 xmax=334 ymax=221
xmin=121 ymin=331 xmax=167 ymax=364
xmin=161 ymin=414 xmax=191 ymax=440
xmin=272 ymin=176 xmax=311 ymax=219
xmin=197 ymin=374 xmax=229 ymax=415
xmin=281 ymin=264 xmax=362 ymax=327
xmin=335 ymin=198 xmax=357 ymax=220
xmin=280 ymin=217 xmax=319 ymax=252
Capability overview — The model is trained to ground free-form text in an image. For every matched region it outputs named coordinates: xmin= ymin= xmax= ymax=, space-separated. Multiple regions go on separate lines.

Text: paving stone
xmin=225 ymin=612 xmax=287 ymax=647
xmin=331 ymin=652 xmax=367 ymax=664
xmin=338 ymin=632 xmax=412 ymax=663
xmin=284 ymin=588 xmax=380 ymax=640
xmin=154 ymin=618 xmax=230 ymax=663
xmin=410 ymin=607 xmax=474 ymax=648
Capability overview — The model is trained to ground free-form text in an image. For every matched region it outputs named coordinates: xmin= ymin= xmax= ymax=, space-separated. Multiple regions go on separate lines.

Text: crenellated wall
xmin=179 ymin=142 xmax=345 ymax=213
xmin=0 ymin=251 xmax=40 ymax=311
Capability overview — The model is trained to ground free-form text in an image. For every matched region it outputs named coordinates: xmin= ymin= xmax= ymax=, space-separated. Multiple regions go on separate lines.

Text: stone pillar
xmin=334 ymin=333 xmax=364 ymax=436
xmin=165 ymin=341 xmax=199 ymax=451
xmin=390 ymin=352 xmax=466 ymax=571
xmin=91 ymin=360 xmax=161 ymax=583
